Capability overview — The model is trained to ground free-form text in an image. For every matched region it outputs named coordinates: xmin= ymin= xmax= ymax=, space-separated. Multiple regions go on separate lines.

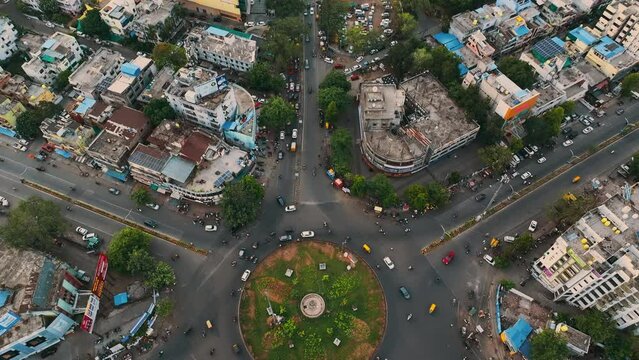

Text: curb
xmin=24 ymin=179 xmax=208 ymax=256
xmin=421 ymin=123 xmax=638 ymax=255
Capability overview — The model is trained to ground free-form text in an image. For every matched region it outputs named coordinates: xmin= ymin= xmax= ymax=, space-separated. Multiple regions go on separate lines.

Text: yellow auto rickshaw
xmin=572 ymin=176 xmax=581 ymax=183
xmin=429 ymin=303 xmax=437 ymax=314
xmin=206 ymin=320 xmax=213 ymax=329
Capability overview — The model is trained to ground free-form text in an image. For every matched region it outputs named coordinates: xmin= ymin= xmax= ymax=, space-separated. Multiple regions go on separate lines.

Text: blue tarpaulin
xmin=0 ymin=289 xmax=12 ymax=307
xmin=501 ymin=317 xmax=533 ymax=354
xmin=106 ymin=169 xmax=129 ymax=182
xmin=54 ymin=149 xmax=73 ymax=159
xmin=114 ymin=292 xmax=128 ymax=306
xmin=0 ymin=126 xmax=17 ymax=138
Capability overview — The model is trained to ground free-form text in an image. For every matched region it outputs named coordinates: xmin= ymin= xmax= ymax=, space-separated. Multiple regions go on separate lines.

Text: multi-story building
xmin=449 ymin=4 xmax=513 ymax=42
xmin=538 ymin=0 xmax=578 ymax=28
xmin=132 ymin=0 xmax=184 ymax=42
xmin=39 ymin=114 xmax=96 ymax=157
xmin=137 ymin=66 xmax=176 ymax=104
xmin=565 ymin=26 xmax=599 ymax=56
xmin=21 ymin=0 xmax=82 ymax=15
xmin=86 ymin=106 xmax=150 ymax=179
xmin=0 ymin=17 xmax=18 ymax=61
xmin=0 ymin=97 xmax=26 ymax=129
xmin=179 ymin=0 xmax=242 ymax=22
xmin=68 ymin=48 xmax=125 ymax=100
xmin=588 ymin=1 xmax=639 ymax=58
xmin=465 ymin=31 xmax=496 ymax=59
xmin=359 ymin=73 xmax=479 ymax=175
xmin=487 ymin=8 xmax=552 ymax=55
xmin=532 ymin=187 xmax=639 ymax=331
xmin=187 ymin=25 xmax=257 ymax=72
xmin=21 ymin=32 xmax=83 ymax=85
xmin=0 ymin=71 xmax=59 ymax=107
xmin=101 ymin=56 xmax=157 ymax=106
xmin=585 ymin=36 xmax=638 ymax=80
xmin=496 ymin=0 xmax=534 ymax=13
xmin=100 ymin=0 xmax=138 ymax=37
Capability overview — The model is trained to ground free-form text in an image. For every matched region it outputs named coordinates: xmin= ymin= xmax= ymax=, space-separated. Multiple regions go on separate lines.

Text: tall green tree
xmin=263 ymin=17 xmax=305 ymax=72
xmin=318 ymin=0 xmax=347 ymax=39
xmin=52 ymin=68 xmax=72 ymax=92
xmin=325 ymin=101 xmax=338 ymax=125
xmin=39 ymin=0 xmax=60 ymax=19
xmin=424 ymin=182 xmax=450 ymax=208
xmin=350 ymin=174 xmax=367 ymax=197
xmin=221 ymin=176 xmax=265 ymax=230
xmin=130 ymin=188 xmax=152 ymax=207
xmin=397 ymin=12 xmax=417 ymax=38
xmin=367 ymin=174 xmax=399 ymax=208
xmin=497 ymin=57 xmax=537 ymax=89
xmin=404 ymin=183 xmax=428 ymax=211
xmin=524 ymin=107 xmax=563 ymax=145
xmin=145 ymin=261 xmax=176 ymax=289
xmin=530 ymin=329 xmax=569 ymax=360
xmin=127 ymin=248 xmax=156 ymax=275
xmin=330 ymin=128 xmax=352 ymax=175
xmin=247 ymin=62 xmax=285 ymax=92
xmin=267 ymin=0 xmax=306 ymax=17
xmin=107 ymin=227 xmax=152 ymax=273
xmin=478 ymin=145 xmax=512 ymax=173
xmin=15 ymin=102 xmax=63 ymax=139
xmin=143 ymin=98 xmax=176 ymax=128
xmin=560 ymin=100 xmax=575 ymax=115
xmin=621 ymin=72 xmax=639 ymax=97
xmin=0 ymin=196 xmax=67 ymax=250
xmin=259 ymin=96 xmax=296 ymax=130
xmin=574 ymin=310 xmax=617 ymax=344
xmin=320 ymin=70 xmax=351 ymax=92
xmin=319 ymin=87 xmax=349 ymax=111
xmin=81 ymin=9 xmax=111 ymax=39
xmin=151 ymin=42 xmax=188 ymax=71
xmin=386 ymin=37 xmax=420 ymax=80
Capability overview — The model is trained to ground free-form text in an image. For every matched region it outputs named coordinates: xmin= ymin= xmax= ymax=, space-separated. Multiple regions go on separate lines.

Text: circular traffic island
xmin=239 ymin=241 xmax=386 ymax=360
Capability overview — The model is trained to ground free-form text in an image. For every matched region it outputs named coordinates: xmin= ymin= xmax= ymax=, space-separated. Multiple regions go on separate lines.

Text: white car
xmin=0 ymin=196 xmax=9 ymax=207
xmin=324 ymin=57 xmax=334 ymax=64
xmin=355 ymin=56 xmax=364 ymax=63
xmin=44 ymin=21 xmax=55 ymax=28
xmin=257 ymin=21 xmax=266 ymax=26
xmin=304 ymin=11 xmax=308 ymax=16
xmin=245 ymin=21 xmax=255 ymax=27
xmin=390 ymin=40 xmax=397 ymax=46
xmin=520 ymin=172 xmax=532 ymax=180
xmin=582 ymin=126 xmax=593 ymax=134
xmin=285 ymin=205 xmax=297 ymax=212
xmin=383 ymin=28 xmax=393 ymax=34
xmin=204 ymin=225 xmax=218 ymax=232
xmin=301 ymin=231 xmax=315 ymax=238
xmin=146 ymin=203 xmax=160 ymax=210
xmin=537 ymin=157 xmax=547 ymax=164
xmin=562 ymin=139 xmax=574 ymax=147
xmin=280 ymin=131 xmax=285 ymax=140
xmin=292 ymin=129 xmax=298 ymax=139
xmin=528 ymin=220 xmax=538 ymax=232
xmin=483 ymin=254 xmax=495 ymax=266
xmin=310 ymin=7 xmax=314 ymax=15
xmin=83 ymin=233 xmax=97 ymax=240
xmin=383 ymin=256 xmax=395 ymax=269
xmin=352 ymin=64 xmax=362 ymax=71
xmin=241 ymin=269 xmax=251 ymax=282
xmin=75 ymin=226 xmax=88 ymax=235
xmin=12 ymin=143 xmax=27 ymax=152
xmin=17 ymin=139 xmax=29 ymax=146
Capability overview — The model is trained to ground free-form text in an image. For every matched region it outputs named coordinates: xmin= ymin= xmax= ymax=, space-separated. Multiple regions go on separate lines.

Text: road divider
xmin=23 ymin=179 xmax=208 ymax=255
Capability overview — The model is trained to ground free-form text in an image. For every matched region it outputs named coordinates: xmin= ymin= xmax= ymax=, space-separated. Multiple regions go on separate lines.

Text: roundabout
xmin=239 ymin=241 xmax=386 ymax=360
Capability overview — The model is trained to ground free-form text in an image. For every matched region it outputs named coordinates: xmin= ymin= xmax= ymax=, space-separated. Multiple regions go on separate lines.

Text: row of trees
xmin=319 ymin=70 xmax=352 ymax=125
xmin=259 ymin=97 xmax=297 ymax=130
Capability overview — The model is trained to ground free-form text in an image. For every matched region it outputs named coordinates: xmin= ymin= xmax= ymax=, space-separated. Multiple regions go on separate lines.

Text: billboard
xmin=91 ymin=253 xmax=108 ymax=298
xmin=80 ymin=294 xmax=100 ymax=333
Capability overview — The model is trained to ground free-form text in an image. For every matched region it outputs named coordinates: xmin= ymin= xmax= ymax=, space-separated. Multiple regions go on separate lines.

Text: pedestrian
xmin=390 ymin=247 xmax=394 ymax=251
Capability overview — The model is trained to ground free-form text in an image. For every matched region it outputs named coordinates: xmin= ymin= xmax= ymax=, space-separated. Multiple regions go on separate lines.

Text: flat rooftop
xmin=188 ymin=145 xmax=249 ymax=192
xmin=88 ymin=130 xmax=134 ymax=164
xmin=533 ymin=83 xmax=565 ymax=109
xmin=360 ymin=83 xmax=403 ymax=121
xmin=189 ymin=26 xmax=257 ymax=64
xmin=135 ymin=1 xmax=173 ymax=27
xmin=228 ymin=84 xmax=255 ymax=137
xmin=68 ymin=48 xmax=123 ymax=95
xmin=137 ymin=66 xmax=175 ymax=103
xmin=166 ymin=66 xmax=229 ymax=110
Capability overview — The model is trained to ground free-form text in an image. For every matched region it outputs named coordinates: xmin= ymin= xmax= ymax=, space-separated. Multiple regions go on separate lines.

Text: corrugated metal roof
xmin=32 ymin=258 xmax=56 ymax=310
xmin=128 ymin=144 xmax=170 ymax=172
xmin=162 ymin=156 xmax=195 ymax=184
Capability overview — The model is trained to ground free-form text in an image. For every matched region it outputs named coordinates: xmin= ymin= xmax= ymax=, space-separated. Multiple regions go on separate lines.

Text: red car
xmin=333 ymin=63 xmax=344 ymax=69
xmin=350 ymin=74 xmax=360 ymax=81
xmin=442 ymin=250 xmax=455 ymax=265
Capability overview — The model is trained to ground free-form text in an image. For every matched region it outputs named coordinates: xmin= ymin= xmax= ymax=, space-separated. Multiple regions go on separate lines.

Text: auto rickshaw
xmin=206 ymin=320 xmax=213 ymax=329
xmin=429 ymin=303 xmax=437 ymax=314
xmin=572 ymin=176 xmax=581 ymax=183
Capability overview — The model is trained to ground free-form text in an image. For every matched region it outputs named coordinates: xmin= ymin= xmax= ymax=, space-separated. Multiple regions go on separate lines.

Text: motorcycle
xmin=407 ymin=313 xmax=413 ymax=321
xmin=184 ymin=327 xmax=192 ymax=335
xmin=35 ymin=166 xmax=45 ymax=172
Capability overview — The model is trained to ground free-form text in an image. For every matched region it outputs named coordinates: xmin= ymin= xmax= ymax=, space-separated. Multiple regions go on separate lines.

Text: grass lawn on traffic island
xmin=239 ymin=241 xmax=386 ymax=360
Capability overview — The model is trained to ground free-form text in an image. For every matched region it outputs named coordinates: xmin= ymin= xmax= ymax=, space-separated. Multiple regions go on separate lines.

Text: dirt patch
xmin=307 ymin=241 xmax=338 ymax=258
xmin=259 ymin=244 xmax=300 ymax=270
xmin=351 ymin=343 xmax=376 ymax=360
xmin=350 ymin=317 xmax=371 ymax=342
xmin=260 ymin=277 xmax=291 ymax=304
xmin=245 ymin=289 xmax=257 ymax=320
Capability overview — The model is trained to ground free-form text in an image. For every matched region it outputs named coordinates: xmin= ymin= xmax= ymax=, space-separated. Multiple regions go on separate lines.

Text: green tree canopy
xmin=424 ymin=182 xmax=450 ymax=208
xmin=81 ymin=9 xmax=111 ymax=39
xmin=547 ymin=193 xmax=599 ymax=225
xmin=145 ymin=261 xmax=176 ymax=290
xmin=319 ymin=87 xmax=349 ymax=111
xmin=387 ymin=37 xmax=420 ymax=80
xmin=221 ymin=176 xmax=265 ymax=230
xmin=367 ymin=174 xmax=399 ymax=208
xmin=350 ymin=174 xmax=367 ymax=197
xmin=478 ymin=145 xmax=513 ymax=173
xmin=127 ymin=248 xmax=156 ymax=275
xmin=15 ymin=102 xmax=63 ymax=139
xmin=413 ymin=46 xmax=460 ymax=86
xmin=263 ymin=17 xmax=305 ymax=72
xmin=39 ymin=0 xmax=60 ymax=19
xmin=574 ymin=310 xmax=617 ymax=344
xmin=560 ymin=100 xmax=576 ymax=115
xmin=320 ymin=70 xmax=351 ymax=92
xmin=247 ymin=62 xmax=285 ymax=92
xmin=621 ymin=72 xmax=639 ymax=97
xmin=318 ymin=0 xmax=347 ymax=39
xmin=259 ymin=96 xmax=296 ymax=130
xmin=397 ymin=12 xmax=417 ymax=38
xmin=530 ymin=329 xmax=569 ymax=360
xmin=52 ymin=68 xmax=72 ymax=92
xmin=267 ymin=0 xmax=306 ymax=17
xmin=497 ymin=57 xmax=537 ymax=89
xmin=130 ymin=188 xmax=152 ymax=207
xmin=152 ymin=42 xmax=188 ymax=71
xmin=143 ymin=98 xmax=176 ymax=128
xmin=107 ymin=227 xmax=152 ymax=273
xmin=325 ymin=101 xmax=338 ymax=125
xmin=0 ymin=196 xmax=67 ymax=250
xmin=524 ymin=107 xmax=563 ymax=145
xmin=330 ymin=128 xmax=352 ymax=175
xmin=404 ymin=183 xmax=429 ymax=211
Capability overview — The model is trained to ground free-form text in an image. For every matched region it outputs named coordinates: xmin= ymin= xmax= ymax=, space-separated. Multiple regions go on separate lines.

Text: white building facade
xmin=21 ymin=32 xmax=83 ymax=85
xmin=0 ymin=17 xmax=18 ymax=61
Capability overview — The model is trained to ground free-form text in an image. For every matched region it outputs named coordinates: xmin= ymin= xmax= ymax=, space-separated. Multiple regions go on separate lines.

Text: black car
xmin=276 ymin=195 xmax=285 ymax=207
xmin=561 ymin=127 xmax=572 ymax=135
xmin=474 ymin=193 xmax=486 ymax=201
xmin=144 ymin=219 xmax=158 ymax=228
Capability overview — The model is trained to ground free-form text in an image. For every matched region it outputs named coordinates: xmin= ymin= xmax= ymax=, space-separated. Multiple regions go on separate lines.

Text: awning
xmin=114 ymin=292 xmax=128 ymax=306
xmin=54 ymin=148 xmax=73 ymax=159
xmin=106 ymin=169 xmax=129 ymax=182
xmin=0 ymin=126 xmax=16 ymax=137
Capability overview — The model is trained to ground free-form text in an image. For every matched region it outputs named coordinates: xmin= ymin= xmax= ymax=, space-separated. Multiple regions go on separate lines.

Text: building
xmin=17 ymin=34 xmax=47 ymax=58
xmin=21 ymin=32 xmax=83 ymax=85
xmin=487 ymin=8 xmax=552 ymax=55
xmin=0 ymin=17 xmax=18 ymax=61
xmin=0 ymin=97 xmax=26 ymax=129
xmin=588 ymin=1 xmax=639 ymax=58
xmin=530 ymin=82 xmax=567 ymax=116
xmin=0 ymin=71 xmax=60 ymax=107
xmin=100 ymin=0 xmax=138 ymax=37
xmin=465 ymin=31 xmax=496 ymax=59
xmin=68 ymin=48 xmax=125 ymax=100
xmin=565 ymin=26 xmax=599 ymax=56
xmin=179 ymin=0 xmax=242 ymax=22
xmin=86 ymin=106 xmax=150 ymax=179
xmin=21 ymin=0 xmax=82 ymax=15
xmin=496 ymin=0 xmax=534 ymax=13
xmin=585 ymin=36 xmax=638 ymax=80
xmin=187 ymin=25 xmax=257 ymax=72
xmin=136 ymin=66 xmax=176 ymax=104
xmin=102 ymin=56 xmax=157 ymax=106
xmin=40 ymin=113 xmax=96 ymax=157
xmin=132 ymin=0 xmax=184 ymax=42
xmin=539 ymin=0 xmax=578 ymax=27
xmin=359 ymin=74 xmax=479 ymax=175
xmin=519 ymin=37 xmax=570 ymax=82
xmin=449 ymin=4 xmax=513 ymax=42
xmin=531 ymin=187 xmax=639 ymax=331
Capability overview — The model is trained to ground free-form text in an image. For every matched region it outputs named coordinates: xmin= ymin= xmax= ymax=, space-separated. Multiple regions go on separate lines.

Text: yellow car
xmin=429 ymin=303 xmax=437 ymax=314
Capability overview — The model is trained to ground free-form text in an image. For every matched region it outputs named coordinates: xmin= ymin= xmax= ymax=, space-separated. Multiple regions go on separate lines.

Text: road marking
xmin=298 ymin=200 xmax=340 ymax=205
xmin=196 ymin=242 xmax=242 ymax=292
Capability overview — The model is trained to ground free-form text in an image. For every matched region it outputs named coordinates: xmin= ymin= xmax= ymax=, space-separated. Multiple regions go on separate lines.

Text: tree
xmin=367 ymin=174 xmax=399 ymax=208
xmin=404 ymin=183 xmax=428 ymax=211
xmin=547 ymin=193 xmax=599 ymax=225
xmin=509 ymin=138 xmax=524 ymax=153
xmin=143 ymin=98 xmax=176 ymax=128
xmin=387 ymin=37 xmax=420 ymax=80
xmin=524 ymin=107 xmax=563 ymax=145
xmin=81 ymin=9 xmax=111 ymax=39
xmin=350 ymin=174 xmax=367 ymax=197
xmin=397 ymin=13 xmax=417 ymax=38
xmin=448 ymin=171 xmax=461 ymax=185
xmin=263 ymin=18 xmax=305 ymax=72
xmin=478 ymin=145 xmax=512 ymax=173
xmin=221 ymin=176 xmax=265 ymax=230
xmin=320 ymin=70 xmax=351 ymax=92
xmin=107 ymin=227 xmax=151 ymax=273
xmin=412 ymin=48 xmax=432 ymax=71
xmin=345 ymin=25 xmax=369 ymax=54
xmin=497 ymin=57 xmax=537 ymax=89
xmin=574 ymin=310 xmax=616 ymax=344
xmin=145 ymin=261 xmax=176 ymax=290
xmin=330 ymin=128 xmax=352 ymax=175
xmin=267 ymin=0 xmax=305 ymax=17
xmin=318 ymin=0 xmax=347 ymax=39
xmin=152 ymin=42 xmax=188 ymax=71
xmin=259 ymin=96 xmax=296 ymax=130
xmin=621 ymin=72 xmax=639 ymax=97
xmin=52 ymin=68 xmax=72 ymax=92
xmin=156 ymin=298 xmax=174 ymax=318
xmin=531 ymin=329 xmax=569 ymax=360
xmin=39 ymin=0 xmax=60 ymax=19
xmin=130 ymin=188 xmax=152 ymax=207
xmin=560 ymin=100 xmax=575 ymax=115
xmin=0 ymin=196 xmax=67 ymax=250
xmin=127 ymin=248 xmax=156 ymax=275
xmin=424 ymin=182 xmax=450 ymax=208
xmin=325 ymin=101 xmax=338 ymax=125
xmin=247 ymin=62 xmax=285 ymax=92
xmin=15 ymin=111 xmax=43 ymax=139
xmin=413 ymin=46 xmax=460 ymax=86
xmin=319 ymin=87 xmax=349 ymax=111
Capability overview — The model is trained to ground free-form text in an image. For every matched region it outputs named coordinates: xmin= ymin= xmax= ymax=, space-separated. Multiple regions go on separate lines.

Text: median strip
xmin=23 ymin=179 xmax=208 ymax=255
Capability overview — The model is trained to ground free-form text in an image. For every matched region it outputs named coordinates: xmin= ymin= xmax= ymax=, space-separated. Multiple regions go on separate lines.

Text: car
xmin=17 ymin=139 xmax=29 ymax=146
xmin=310 ymin=7 xmax=314 ymax=15
xmin=355 ymin=56 xmax=364 ymax=63
xmin=383 ymin=256 xmax=395 ymax=269
xmin=279 ymin=234 xmax=293 ymax=242
xmin=520 ymin=171 xmax=532 ymax=180
xmin=82 ymin=233 xmax=97 ymax=240
xmin=399 ymin=286 xmax=411 ymax=300
xmin=12 ymin=143 xmax=27 ymax=152
xmin=537 ymin=157 xmax=547 ymax=164
xmin=258 ymin=98 xmax=266 ymax=103
xmin=304 ymin=10 xmax=308 ymax=15
xmin=561 ymin=127 xmax=572 ymax=135
xmin=301 ymin=231 xmax=315 ymax=238
xmin=108 ymin=187 xmax=120 ymax=195
xmin=241 ymin=269 xmax=251 ymax=282
xmin=44 ymin=21 xmax=55 ymax=28
xmin=579 ymin=118 xmax=591 ymax=126
xmin=75 ymin=226 xmax=88 ymax=235
xmin=390 ymin=40 xmax=398 ymax=46
xmin=146 ymin=203 xmax=160 ymax=210
xmin=352 ymin=64 xmax=362 ymax=71
xmin=144 ymin=219 xmax=158 ymax=228
xmin=562 ymin=139 xmax=574 ymax=147
xmin=582 ymin=126 xmax=593 ymax=134
xmin=483 ymin=254 xmax=495 ymax=266
xmin=277 ymin=150 xmax=284 ymax=160
xmin=616 ymin=108 xmax=625 ymax=115
xmin=204 ymin=225 xmax=218 ymax=232
xmin=280 ymin=131 xmax=285 ymax=140
xmin=285 ymin=205 xmax=296 ymax=212
xmin=0 ymin=196 xmax=8 ymax=207
xmin=323 ymin=57 xmax=334 ymax=64
xmin=238 ymin=248 xmax=246 ymax=258
xmin=442 ymin=250 xmax=455 ymax=265
xmin=245 ymin=21 xmax=255 ymax=27
xmin=292 ymin=129 xmax=298 ymax=139
xmin=528 ymin=220 xmax=538 ymax=232
xmin=276 ymin=196 xmax=286 ymax=207
xmin=474 ymin=193 xmax=486 ymax=202
xmin=257 ymin=21 xmax=266 ymax=26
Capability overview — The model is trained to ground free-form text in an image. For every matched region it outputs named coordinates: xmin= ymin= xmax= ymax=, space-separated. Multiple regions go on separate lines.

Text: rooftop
xmin=360 ymin=83 xmax=404 ymax=121
xmin=147 ymin=119 xmax=194 ymax=153
xmin=574 ymin=61 xmax=607 ymax=85
xmin=135 ymin=0 xmax=173 ymax=27
xmin=161 ymin=155 xmax=195 ymax=184
xmin=88 ymin=130 xmax=136 ymax=164
xmin=106 ymin=56 xmax=153 ymax=95
xmin=226 ymin=84 xmax=256 ymax=137
xmin=104 ymin=106 xmax=148 ymax=140
xmin=166 ymin=66 xmax=230 ymax=110
xmin=179 ymin=131 xmax=212 ymax=163
xmin=40 ymin=114 xmax=93 ymax=145
xmin=451 ymin=4 xmax=513 ymax=36
xmin=39 ymin=32 xmax=80 ymax=64
xmin=568 ymin=26 xmax=598 ymax=46
xmin=68 ymin=48 xmax=124 ymax=95
xmin=187 ymin=142 xmax=249 ymax=192
xmin=137 ymin=66 xmax=175 ymax=103
xmin=533 ymin=83 xmax=565 ymax=108
xmin=189 ymin=25 xmax=257 ymax=64
xmin=18 ymin=33 xmax=47 ymax=57
xmin=593 ymin=36 xmax=626 ymax=59
xmin=128 ymin=143 xmax=171 ymax=172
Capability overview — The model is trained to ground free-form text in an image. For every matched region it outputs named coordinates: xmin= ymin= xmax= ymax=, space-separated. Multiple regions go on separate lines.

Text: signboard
xmin=0 ymin=311 xmax=21 ymax=336
xmin=80 ymin=294 xmax=100 ymax=333
xmin=91 ymin=253 xmax=108 ymax=298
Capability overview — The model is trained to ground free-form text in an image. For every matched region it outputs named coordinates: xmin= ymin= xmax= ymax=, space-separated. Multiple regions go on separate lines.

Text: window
xmin=25 ymin=336 xmax=46 ymax=347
